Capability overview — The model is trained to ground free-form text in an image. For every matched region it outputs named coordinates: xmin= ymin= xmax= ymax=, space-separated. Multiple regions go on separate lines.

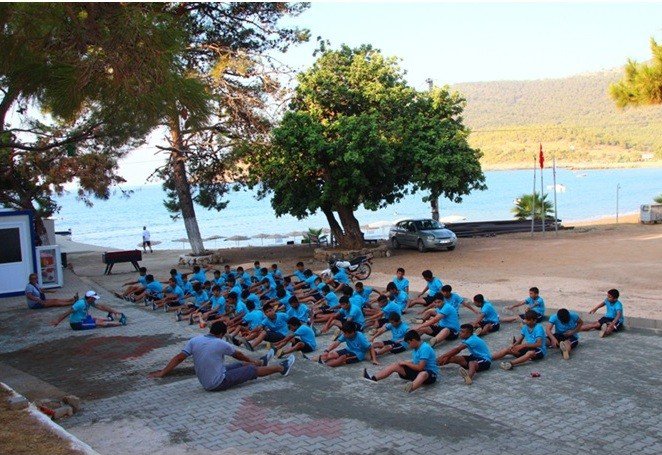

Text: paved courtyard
xmin=1 ymin=270 xmax=661 ymax=454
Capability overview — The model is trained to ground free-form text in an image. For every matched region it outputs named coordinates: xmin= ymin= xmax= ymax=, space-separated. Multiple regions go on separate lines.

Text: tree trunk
xmin=321 ymin=205 xmax=344 ymax=246
xmin=169 ymin=117 xmax=206 ymax=255
xmin=430 ymin=192 xmax=440 ymax=221
xmin=335 ymin=205 xmax=364 ymax=249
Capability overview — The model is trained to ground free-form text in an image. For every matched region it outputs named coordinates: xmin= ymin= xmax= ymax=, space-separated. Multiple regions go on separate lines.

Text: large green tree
xmin=245 ymin=45 xmax=484 ymax=249
xmin=610 ymin=38 xmax=662 ymax=107
xmin=153 ymin=3 xmax=309 ymax=255
xmin=0 ymin=3 xmax=208 ymax=240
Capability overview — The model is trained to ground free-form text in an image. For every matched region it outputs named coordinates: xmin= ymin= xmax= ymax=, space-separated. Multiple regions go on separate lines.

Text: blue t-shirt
xmin=277 ymin=292 xmax=292 ymax=310
xmin=167 ymin=285 xmax=185 ymax=304
xmin=462 ymin=334 xmax=492 ymax=361
xmin=481 ymin=301 xmax=500 ymax=325
xmin=412 ymin=342 xmax=439 ymax=374
xmin=549 ymin=311 xmax=581 ymax=337
xmin=69 ymin=298 xmax=90 ymax=324
xmin=427 ymin=277 xmax=443 ymax=296
xmin=357 ymin=286 xmax=373 ymax=301
xmin=137 ymin=275 xmax=148 ymax=287
xmin=304 ymin=274 xmax=318 ymax=287
xmin=338 ymin=332 xmax=371 ymax=360
xmin=293 ymin=270 xmax=306 ymax=281
xmin=385 ymin=321 xmax=409 ymax=347
xmin=436 ymin=303 xmax=460 ymax=332
xmin=234 ymin=299 xmax=248 ymax=316
xmin=238 ymin=272 xmax=252 ymax=287
xmin=334 ymin=269 xmax=350 ymax=284
xmin=339 ymin=304 xmax=365 ymax=326
xmin=604 ymin=299 xmax=624 ymax=324
xmin=231 ymin=284 xmax=243 ymax=297
xmin=261 ymin=312 xmax=289 ymax=336
xmin=444 ymin=292 xmax=464 ymax=311
xmin=245 ymin=293 xmax=261 ymax=310
xmin=271 ymin=269 xmax=283 ymax=281
xmin=286 ymin=304 xmax=310 ymax=323
xmin=392 ymin=276 xmax=409 ymax=292
xmin=390 ymin=290 xmax=409 ymax=311
xmin=193 ymin=290 xmax=209 ymax=307
xmin=521 ymin=324 xmax=547 ymax=355
xmin=243 ymin=310 xmax=265 ymax=330
xmin=191 ymin=271 xmax=207 ymax=284
xmin=253 ymin=268 xmax=264 ymax=280
xmin=525 ymin=296 xmax=545 ymax=316
xmin=213 ymin=276 xmax=225 ymax=287
xmin=210 ymin=295 xmax=226 ymax=313
xmin=146 ymin=281 xmax=163 ymax=297
xmin=172 ymin=273 xmax=184 ymax=288
xmin=181 ymin=281 xmax=194 ymax=296
xmin=294 ymin=325 xmax=317 ymax=350
xmin=381 ymin=301 xmax=403 ymax=319
xmin=349 ymin=293 xmax=365 ymax=309
xmin=325 ymin=292 xmax=340 ymax=308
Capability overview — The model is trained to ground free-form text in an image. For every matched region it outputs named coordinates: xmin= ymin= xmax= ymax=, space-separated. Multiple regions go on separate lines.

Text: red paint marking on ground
xmin=229 ymin=398 xmax=343 ymax=438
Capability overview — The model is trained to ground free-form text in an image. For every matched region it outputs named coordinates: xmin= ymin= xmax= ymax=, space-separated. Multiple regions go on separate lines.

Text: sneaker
xmin=362 ymin=368 xmax=377 ymax=384
xmin=188 ymin=315 xmax=194 ymax=325
xmin=459 ymin=367 xmax=472 ymax=385
xmin=107 ymin=312 xmax=114 ymax=321
xmin=151 ymin=302 xmax=157 ymax=311
xmin=500 ymin=361 xmax=513 ymax=371
xmin=512 ymin=336 xmax=517 ymax=345
xmin=129 ymin=296 xmax=136 ymax=303
xmin=242 ymin=338 xmax=254 ymax=352
xmin=119 ymin=313 xmax=127 ymax=326
xmin=317 ymin=356 xmax=325 ymax=365
xmin=175 ymin=310 xmax=182 ymax=322
xmin=260 ymin=349 xmax=274 ymax=366
xmin=599 ymin=324 xmax=608 ymax=338
xmin=73 ymin=293 xmax=79 ymax=301
xmin=280 ymin=355 xmax=295 ymax=376
xmin=560 ymin=340 xmax=570 ymax=360
xmin=404 ymin=383 xmax=413 ymax=393
xmin=301 ymin=353 xmax=310 ymax=360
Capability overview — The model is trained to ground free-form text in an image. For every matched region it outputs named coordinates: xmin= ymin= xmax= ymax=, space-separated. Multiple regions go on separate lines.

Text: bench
xmin=102 ymin=250 xmax=142 ymax=275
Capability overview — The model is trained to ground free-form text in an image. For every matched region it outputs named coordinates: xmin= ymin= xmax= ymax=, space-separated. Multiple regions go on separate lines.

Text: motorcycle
xmin=324 ymin=252 xmax=373 ymax=281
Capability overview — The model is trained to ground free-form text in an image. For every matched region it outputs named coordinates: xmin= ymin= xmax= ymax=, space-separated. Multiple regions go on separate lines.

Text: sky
xmin=118 ymin=1 xmax=662 ymax=186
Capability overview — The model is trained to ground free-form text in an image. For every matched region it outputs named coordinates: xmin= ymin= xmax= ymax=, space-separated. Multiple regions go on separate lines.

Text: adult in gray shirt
xmin=25 ymin=273 xmax=76 ymax=309
xmin=149 ymin=321 xmax=295 ymax=391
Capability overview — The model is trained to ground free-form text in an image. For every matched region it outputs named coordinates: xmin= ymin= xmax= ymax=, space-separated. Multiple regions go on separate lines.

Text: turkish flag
xmin=539 ymin=143 xmax=544 ymax=169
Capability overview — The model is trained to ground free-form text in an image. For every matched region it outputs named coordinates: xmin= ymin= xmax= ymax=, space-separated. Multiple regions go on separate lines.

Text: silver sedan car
xmin=389 ymin=219 xmax=457 ymax=252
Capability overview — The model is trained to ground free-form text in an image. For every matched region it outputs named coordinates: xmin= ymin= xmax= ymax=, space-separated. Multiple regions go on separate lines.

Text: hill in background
xmin=452 ymin=68 xmax=662 ymax=168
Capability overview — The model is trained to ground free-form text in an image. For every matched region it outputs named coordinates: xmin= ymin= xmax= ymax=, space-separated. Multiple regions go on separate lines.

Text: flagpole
xmin=531 ymin=154 xmax=536 ymax=236
xmin=553 ymin=156 xmax=558 ymax=234
xmin=540 ymin=144 xmax=545 ymax=234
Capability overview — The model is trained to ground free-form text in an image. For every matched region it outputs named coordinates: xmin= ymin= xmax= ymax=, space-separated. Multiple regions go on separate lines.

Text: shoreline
xmin=482 ymin=161 xmax=662 ymax=172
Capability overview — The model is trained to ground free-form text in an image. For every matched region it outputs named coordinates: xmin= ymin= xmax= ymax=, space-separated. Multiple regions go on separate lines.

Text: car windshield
xmin=415 ymin=220 xmax=443 ymax=231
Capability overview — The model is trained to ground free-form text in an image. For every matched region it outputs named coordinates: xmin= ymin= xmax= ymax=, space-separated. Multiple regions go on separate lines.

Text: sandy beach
xmin=62 ymin=213 xmax=662 ymax=322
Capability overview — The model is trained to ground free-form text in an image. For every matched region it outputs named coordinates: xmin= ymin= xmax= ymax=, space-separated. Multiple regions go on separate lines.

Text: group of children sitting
xmin=116 ymin=262 xmax=625 ymax=392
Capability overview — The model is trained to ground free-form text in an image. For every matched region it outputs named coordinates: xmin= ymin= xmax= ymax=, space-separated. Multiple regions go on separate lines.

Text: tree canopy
xmin=245 ymin=45 xmax=484 ymax=249
xmin=610 ymin=38 xmax=662 ymax=108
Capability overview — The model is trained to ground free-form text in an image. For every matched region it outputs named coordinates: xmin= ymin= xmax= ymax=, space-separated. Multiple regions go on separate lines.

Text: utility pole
xmin=426 ymin=78 xmax=440 ymax=221
xmin=616 ymin=183 xmax=621 ymax=223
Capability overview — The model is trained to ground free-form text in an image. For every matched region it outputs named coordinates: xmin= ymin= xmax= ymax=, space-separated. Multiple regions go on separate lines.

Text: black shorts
xmin=383 ymin=340 xmax=407 ymax=354
xmin=429 ymin=326 xmax=459 ymax=340
xmin=424 ymin=293 xmax=442 ymax=305
xmin=337 ymin=317 xmax=363 ymax=332
xmin=335 ymin=348 xmax=360 ymax=364
xmin=398 ymin=365 xmax=437 ymax=384
xmin=265 ymin=331 xmax=286 ymax=343
xmin=294 ymin=338 xmax=315 ymax=353
xmin=598 ymin=317 xmax=624 ymax=331
xmin=463 ymin=355 xmax=492 ymax=372
xmin=478 ymin=321 xmax=500 ymax=332
xmin=318 ymin=306 xmax=336 ymax=315
xmin=519 ymin=313 xmax=544 ymax=323
xmin=516 ymin=347 xmax=544 ymax=360
xmin=553 ymin=333 xmax=579 ymax=348
xmin=377 ymin=317 xmax=388 ymax=327
xmin=143 ymin=240 xmax=151 ymax=247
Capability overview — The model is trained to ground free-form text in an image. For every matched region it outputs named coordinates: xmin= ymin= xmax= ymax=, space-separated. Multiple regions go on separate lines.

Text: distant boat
xmin=546 ymin=184 xmax=567 ymax=193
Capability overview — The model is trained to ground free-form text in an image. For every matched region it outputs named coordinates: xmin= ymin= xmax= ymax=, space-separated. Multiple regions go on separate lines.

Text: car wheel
xmin=447 ymin=246 xmax=456 ymax=251
xmin=391 ymin=238 xmax=400 ymax=249
xmin=417 ymin=239 xmax=427 ymax=253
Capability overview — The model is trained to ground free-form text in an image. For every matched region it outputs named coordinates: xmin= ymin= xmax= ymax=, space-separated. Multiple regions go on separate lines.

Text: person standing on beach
xmin=142 ymin=226 xmax=153 ymax=253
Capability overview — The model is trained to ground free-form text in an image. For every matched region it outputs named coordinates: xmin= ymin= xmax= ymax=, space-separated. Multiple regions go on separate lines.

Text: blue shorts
xmin=71 ymin=315 xmax=96 ymax=331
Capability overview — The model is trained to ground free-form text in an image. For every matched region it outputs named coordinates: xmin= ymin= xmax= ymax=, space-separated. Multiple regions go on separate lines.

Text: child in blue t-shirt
xmin=392 ymin=267 xmax=409 ymax=293
xmin=546 ymin=308 xmax=583 ymax=359
xmin=363 ymin=330 xmax=438 ymax=393
xmin=581 ymin=289 xmax=624 ymax=338
xmin=471 ymin=294 xmax=501 ymax=336
xmin=493 ymin=310 xmax=547 ymax=370
xmin=318 ymin=321 xmax=376 ymax=367
xmin=436 ymin=324 xmax=493 ymax=385
xmin=321 ymin=296 xmax=366 ymax=335
xmin=415 ymin=297 xmax=460 ymax=348
xmin=364 ymin=295 xmax=402 ymax=329
xmin=271 ymin=317 xmax=318 ymax=358
xmin=114 ymin=266 xmax=148 ymax=300
xmin=503 ymin=287 xmax=545 ymax=323
xmin=370 ymin=313 xmax=409 ymax=356
xmin=407 ymin=270 xmax=443 ymax=309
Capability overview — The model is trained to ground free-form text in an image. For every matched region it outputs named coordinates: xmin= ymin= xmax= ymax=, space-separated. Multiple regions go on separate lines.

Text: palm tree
xmin=512 ymin=193 xmax=554 ymax=221
xmin=654 ymin=194 xmax=662 ymax=204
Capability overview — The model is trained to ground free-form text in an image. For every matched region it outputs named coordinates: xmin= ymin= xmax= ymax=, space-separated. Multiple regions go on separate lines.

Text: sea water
xmin=52 ymin=167 xmax=662 ymax=250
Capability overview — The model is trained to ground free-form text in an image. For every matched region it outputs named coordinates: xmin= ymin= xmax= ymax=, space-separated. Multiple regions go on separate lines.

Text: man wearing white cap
xmin=51 ymin=290 xmax=127 ymax=330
